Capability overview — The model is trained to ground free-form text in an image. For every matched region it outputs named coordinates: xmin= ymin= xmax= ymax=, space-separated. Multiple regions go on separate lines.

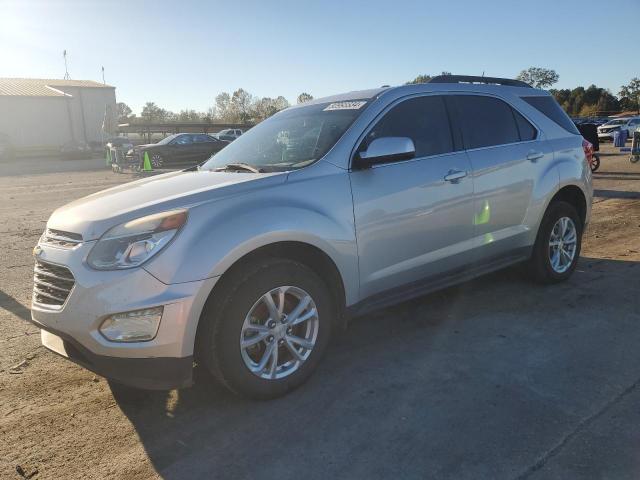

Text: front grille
xmin=42 ymin=229 xmax=83 ymax=248
xmin=33 ymin=260 xmax=75 ymax=307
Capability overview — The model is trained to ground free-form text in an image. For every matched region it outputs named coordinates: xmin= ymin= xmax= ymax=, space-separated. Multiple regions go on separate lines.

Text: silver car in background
xmin=30 ymin=75 xmax=592 ymax=399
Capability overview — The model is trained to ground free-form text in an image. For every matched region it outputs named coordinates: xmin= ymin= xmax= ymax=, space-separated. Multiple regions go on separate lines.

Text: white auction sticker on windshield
xmin=323 ymin=101 xmax=367 ymax=111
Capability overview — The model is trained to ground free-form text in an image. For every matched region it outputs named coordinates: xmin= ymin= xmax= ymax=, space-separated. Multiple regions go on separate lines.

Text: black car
xmin=127 ymin=133 xmax=228 ymax=169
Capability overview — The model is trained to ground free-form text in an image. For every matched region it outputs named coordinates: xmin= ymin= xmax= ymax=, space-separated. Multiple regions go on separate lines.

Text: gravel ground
xmin=1 ymin=145 xmax=639 ymax=479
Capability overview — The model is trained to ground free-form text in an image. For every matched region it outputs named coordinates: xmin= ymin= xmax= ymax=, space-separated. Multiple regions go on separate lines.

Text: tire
xmin=631 ymin=155 xmax=639 ymax=164
xmin=529 ymin=201 xmax=582 ymax=284
xmin=197 ymin=258 xmax=334 ymax=399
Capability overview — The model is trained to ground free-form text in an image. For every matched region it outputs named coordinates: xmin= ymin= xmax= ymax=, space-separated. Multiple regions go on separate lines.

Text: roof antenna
xmin=63 ymin=50 xmax=71 ymax=79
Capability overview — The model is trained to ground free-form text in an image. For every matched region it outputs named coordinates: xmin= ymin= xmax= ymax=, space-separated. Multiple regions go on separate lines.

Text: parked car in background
xmin=105 ymin=136 xmax=134 ymax=152
xmin=31 ymin=76 xmax=592 ymax=399
xmin=597 ymin=117 xmax=640 ymax=141
xmin=126 ymin=133 xmax=228 ymax=168
xmin=215 ymin=128 xmax=243 ymax=141
xmin=60 ymin=140 xmax=92 ymax=159
xmin=573 ymin=117 xmax=609 ymax=126
xmin=0 ymin=132 xmax=15 ymax=161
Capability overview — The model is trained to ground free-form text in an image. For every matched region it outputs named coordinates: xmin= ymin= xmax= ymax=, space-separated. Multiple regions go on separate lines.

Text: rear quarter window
xmin=521 ymin=96 xmax=580 ymax=135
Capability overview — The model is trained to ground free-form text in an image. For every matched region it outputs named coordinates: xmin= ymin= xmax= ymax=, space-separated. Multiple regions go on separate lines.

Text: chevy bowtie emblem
xmin=33 ymin=245 xmax=43 ymax=257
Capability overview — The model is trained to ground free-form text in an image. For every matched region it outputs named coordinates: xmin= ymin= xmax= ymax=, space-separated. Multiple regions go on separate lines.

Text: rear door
xmin=350 ymin=94 xmax=475 ymax=299
xmin=447 ymin=94 xmax=550 ymax=260
xmin=192 ymin=134 xmax=219 ymax=162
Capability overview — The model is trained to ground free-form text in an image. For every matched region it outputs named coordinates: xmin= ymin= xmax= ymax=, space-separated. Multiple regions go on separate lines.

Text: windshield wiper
xmin=216 ymin=163 xmax=263 ymax=173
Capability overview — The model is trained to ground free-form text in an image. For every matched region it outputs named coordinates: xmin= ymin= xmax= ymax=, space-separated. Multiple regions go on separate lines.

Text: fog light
xmin=99 ymin=307 xmax=163 ymax=342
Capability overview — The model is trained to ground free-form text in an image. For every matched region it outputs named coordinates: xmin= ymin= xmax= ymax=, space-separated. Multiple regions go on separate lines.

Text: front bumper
xmin=31 ymin=240 xmax=218 ymax=389
xmin=34 ymin=324 xmax=193 ymax=389
xmin=597 ymin=132 xmax=615 ymax=140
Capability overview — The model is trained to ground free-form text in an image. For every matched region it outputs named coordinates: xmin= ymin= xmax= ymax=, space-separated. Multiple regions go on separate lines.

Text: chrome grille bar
xmin=32 ymin=260 xmax=75 ymax=307
xmin=34 ymin=265 xmax=74 ymax=283
xmin=41 ymin=229 xmax=83 ymax=248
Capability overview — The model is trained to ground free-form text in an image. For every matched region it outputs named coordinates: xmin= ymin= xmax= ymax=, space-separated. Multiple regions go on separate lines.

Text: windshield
xmin=156 ymin=134 xmax=179 ymax=145
xmin=201 ymin=100 xmax=368 ymax=172
xmin=605 ymin=119 xmax=626 ymax=126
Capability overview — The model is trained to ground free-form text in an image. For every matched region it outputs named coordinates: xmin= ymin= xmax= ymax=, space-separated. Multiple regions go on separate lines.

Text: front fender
xmin=144 ymin=166 xmax=360 ymax=305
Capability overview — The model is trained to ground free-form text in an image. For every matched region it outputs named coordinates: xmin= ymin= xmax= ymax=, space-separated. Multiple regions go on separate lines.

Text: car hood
xmin=47 ymin=170 xmax=286 ymax=240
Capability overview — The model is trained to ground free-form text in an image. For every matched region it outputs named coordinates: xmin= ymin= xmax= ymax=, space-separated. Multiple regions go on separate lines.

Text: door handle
xmin=527 ymin=150 xmax=544 ymax=162
xmin=444 ymin=169 xmax=467 ymax=183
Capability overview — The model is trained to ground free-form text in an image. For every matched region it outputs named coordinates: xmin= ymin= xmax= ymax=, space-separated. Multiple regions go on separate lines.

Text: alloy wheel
xmin=548 ymin=216 xmax=577 ymax=273
xmin=151 ymin=153 xmax=163 ymax=168
xmin=240 ymin=286 xmax=319 ymax=380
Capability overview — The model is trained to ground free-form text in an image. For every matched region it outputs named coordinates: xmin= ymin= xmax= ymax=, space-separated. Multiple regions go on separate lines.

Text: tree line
xmin=117 ymin=90 xmax=314 ymax=124
xmin=118 ymin=68 xmax=639 ymax=124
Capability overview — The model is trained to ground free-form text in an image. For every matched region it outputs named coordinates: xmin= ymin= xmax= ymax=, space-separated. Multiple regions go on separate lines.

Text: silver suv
xmin=31 ymin=76 xmax=592 ymax=399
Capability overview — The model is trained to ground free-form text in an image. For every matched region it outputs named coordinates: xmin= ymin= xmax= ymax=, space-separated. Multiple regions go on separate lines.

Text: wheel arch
xmin=193 ymin=241 xmax=348 ymax=362
xmin=548 ymin=184 xmax=588 ymax=227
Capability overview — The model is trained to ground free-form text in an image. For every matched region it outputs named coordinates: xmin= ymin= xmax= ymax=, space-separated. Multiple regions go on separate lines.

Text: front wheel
xmin=197 ymin=259 xmax=334 ymax=399
xmin=528 ymin=201 xmax=582 ymax=284
xmin=150 ymin=153 xmax=164 ymax=168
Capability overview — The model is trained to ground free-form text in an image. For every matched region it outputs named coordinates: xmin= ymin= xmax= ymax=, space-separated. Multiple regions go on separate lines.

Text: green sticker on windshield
xmin=323 ymin=101 xmax=367 ymax=111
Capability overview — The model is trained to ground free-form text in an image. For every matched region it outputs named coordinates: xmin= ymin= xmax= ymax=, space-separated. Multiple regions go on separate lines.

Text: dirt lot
xmin=1 ymin=147 xmax=639 ymax=479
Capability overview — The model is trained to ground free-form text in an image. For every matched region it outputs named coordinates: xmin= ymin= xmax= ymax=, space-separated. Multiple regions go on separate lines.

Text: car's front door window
xmin=366 ymin=95 xmax=454 ymax=159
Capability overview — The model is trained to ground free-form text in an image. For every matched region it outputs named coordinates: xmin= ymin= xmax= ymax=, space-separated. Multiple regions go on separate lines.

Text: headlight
xmin=87 ymin=209 xmax=187 ymax=270
xmin=100 ymin=307 xmax=163 ymax=342
xmin=127 ymin=149 xmax=134 ymax=155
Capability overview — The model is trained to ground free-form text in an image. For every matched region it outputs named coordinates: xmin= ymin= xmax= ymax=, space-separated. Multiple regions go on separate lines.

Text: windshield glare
xmin=606 ymin=120 xmax=625 ymax=126
xmin=201 ymin=100 xmax=368 ymax=172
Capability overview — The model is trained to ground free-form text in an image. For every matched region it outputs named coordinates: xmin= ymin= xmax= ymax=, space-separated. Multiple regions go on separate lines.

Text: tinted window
xmin=451 ymin=95 xmax=520 ymax=149
xmin=512 ymin=108 xmax=537 ymax=141
xmin=193 ymin=134 xmax=213 ymax=143
xmin=367 ymin=96 xmax=453 ymax=158
xmin=522 ymin=96 xmax=580 ymax=135
xmin=174 ymin=135 xmax=192 ymax=145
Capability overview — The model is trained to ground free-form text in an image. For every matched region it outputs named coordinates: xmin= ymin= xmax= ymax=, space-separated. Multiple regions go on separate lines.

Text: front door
xmin=350 ymin=95 xmax=475 ymax=299
xmin=170 ymin=134 xmax=196 ymax=165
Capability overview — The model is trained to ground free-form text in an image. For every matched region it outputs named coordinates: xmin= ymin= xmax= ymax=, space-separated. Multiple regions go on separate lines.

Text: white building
xmin=0 ymin=78 xmax=117 ymax=155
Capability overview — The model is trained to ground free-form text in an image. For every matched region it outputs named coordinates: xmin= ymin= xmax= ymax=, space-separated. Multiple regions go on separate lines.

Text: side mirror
xmin=353 ymin=137 xmax=415 ymax=169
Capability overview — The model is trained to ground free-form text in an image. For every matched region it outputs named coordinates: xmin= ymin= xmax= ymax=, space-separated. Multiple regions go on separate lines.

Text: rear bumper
xmin=32 ymin=319 xmax=193 ymax=390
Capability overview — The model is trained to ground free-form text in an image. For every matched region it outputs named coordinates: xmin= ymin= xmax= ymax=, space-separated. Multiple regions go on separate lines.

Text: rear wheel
xmin=529 ymin=201 xmax=582 ymax=283
xmin=198 ymin=259 xmax=333 ymax=399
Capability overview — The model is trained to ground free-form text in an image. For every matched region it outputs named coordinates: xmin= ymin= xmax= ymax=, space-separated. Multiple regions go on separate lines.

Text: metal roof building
xmin=0 ymin=78 xmax=117 ymax=156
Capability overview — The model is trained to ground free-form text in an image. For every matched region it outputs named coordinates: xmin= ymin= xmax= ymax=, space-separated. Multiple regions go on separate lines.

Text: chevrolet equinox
xmin=30 ymin=76 xmax=593 ymax=399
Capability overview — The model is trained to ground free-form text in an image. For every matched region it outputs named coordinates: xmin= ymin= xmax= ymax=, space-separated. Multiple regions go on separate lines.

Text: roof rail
xmin=428 ymin=75 xmax=532 ymax=88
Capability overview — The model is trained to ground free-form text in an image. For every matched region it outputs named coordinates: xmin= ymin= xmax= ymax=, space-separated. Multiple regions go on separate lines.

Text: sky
xmin=0 ymin=0 xmax=637 ymax=115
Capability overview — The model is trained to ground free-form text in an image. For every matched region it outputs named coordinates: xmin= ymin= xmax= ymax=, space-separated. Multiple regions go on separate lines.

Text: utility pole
xmin=102 ymin=66 xmax=105 ymax=85
xmin=63 ymin=50 xmax=71 ymax=79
